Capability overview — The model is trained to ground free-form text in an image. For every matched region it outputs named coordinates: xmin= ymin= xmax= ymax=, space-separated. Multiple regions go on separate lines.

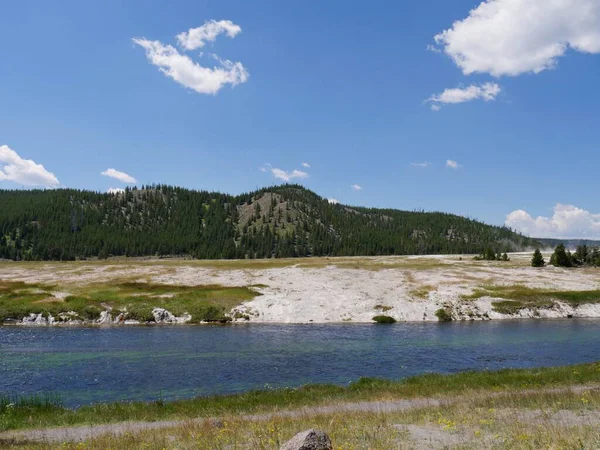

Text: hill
xmin=0 ymin=184 xmax=540 ymax=261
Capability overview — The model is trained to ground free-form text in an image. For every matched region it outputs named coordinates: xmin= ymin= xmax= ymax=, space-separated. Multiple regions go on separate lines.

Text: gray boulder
xmin=280 ymin=429 xmax=333 ymax=450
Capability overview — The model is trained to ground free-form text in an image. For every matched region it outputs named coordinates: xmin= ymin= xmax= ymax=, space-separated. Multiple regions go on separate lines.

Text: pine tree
xmin=531 ymin=249 xmax=545 ymax=267
xmin=549 ymin=244 xmax=572 ymax=267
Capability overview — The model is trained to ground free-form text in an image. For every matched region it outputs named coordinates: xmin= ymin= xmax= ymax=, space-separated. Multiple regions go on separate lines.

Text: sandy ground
xmin=1 ymin=253 xmax=600 ymax=323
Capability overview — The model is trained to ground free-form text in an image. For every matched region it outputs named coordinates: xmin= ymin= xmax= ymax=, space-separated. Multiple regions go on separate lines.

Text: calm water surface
xmin=1 ymin=320 xmax=599 ymax=407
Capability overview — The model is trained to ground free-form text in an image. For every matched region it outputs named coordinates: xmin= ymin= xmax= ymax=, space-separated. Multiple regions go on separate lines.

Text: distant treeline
xmin=0 ymin=184 xmax=540 ymax=261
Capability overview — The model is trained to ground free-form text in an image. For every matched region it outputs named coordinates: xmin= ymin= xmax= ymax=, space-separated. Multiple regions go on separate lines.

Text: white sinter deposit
xmin=1 ymin=253 xmax=599 ymax=324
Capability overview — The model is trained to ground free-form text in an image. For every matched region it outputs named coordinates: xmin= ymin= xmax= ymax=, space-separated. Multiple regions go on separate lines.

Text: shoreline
xmin=2 ymin=362 xmax=600 ymax=445
xmin=5 ymin=315 xmax=600 ymax=328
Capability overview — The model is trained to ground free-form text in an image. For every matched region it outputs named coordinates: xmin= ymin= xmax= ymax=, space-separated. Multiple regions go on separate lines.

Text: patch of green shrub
xmin=372 ymin=315 xmax=396 ymax=324
xmin=125 ymin=304 xmax=155 ymax=322
xmin=435 ymin=308 xmax=452 ymax=322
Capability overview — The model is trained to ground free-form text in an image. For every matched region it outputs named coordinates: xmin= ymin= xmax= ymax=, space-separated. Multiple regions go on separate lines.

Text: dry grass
xmin=409 ymin=285 xmax=436 ymax=299
xmin=12 ymin=385 xmax=600 ymax=449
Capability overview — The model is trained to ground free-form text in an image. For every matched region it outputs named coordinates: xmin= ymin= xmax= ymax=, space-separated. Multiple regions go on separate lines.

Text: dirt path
xmin=0 ymin=398 xmax=442 ymax=444
xmin=0 ymin=384 xmax=600 ymax=444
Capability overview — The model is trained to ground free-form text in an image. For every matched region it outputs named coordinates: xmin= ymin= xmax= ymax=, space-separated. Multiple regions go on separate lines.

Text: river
xmin=1 ymin=320 xmax=599 ymax=407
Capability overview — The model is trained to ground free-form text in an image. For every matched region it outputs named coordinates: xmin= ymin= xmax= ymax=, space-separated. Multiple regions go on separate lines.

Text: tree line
xmin=532 ymin=244 xmax=600 ymax=268
xmin=0 ymin=184 xmax=541 ymax=261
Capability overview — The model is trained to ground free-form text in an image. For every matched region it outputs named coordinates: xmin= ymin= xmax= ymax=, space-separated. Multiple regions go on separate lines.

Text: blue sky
xmin=1 ymin=0 xmax=599 ymax=238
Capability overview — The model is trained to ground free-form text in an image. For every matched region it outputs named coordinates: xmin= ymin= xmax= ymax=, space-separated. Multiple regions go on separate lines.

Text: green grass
xmin=0 ymin=281 xmax=259 ymax=324
xmin=2 ymin=362 xmax=599 ymax=432
xmin=462 ymin=285 xmax=600 ymax=313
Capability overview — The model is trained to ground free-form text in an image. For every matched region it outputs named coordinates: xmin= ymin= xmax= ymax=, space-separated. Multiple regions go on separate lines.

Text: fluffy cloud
xmin=351 ymin=184 xmax=362 ymax=191
xmin=101 ymin=168 xmax=137 ymax=184
xmin=301 ymin=162 xmax=311 ymax=168
xmin=433 ymin=0 xmax=600 ymax=77
xmin=271 ymin=168 xmax=308 ymax=182
xmin=177 ymin=20 xmax=242 ymax=50
xmin=428 ymin=83 xmax=501 ymax=109
xmin=411 ymin=161 xmax=431 ymax=168
xmin=506 ymin=204 xmax=600 ymax=239
xmin=0 ymin=145 xmax=60 ymax=187
xmin=446 ymin=160 xmax=460 ymax=169
xmin=133 ymin=38 xmax=248 ymax=95
xmin=328 ymin=198 xmax=340 ymax=204
xmin=107 ymin=188 xmax=125 ymax=195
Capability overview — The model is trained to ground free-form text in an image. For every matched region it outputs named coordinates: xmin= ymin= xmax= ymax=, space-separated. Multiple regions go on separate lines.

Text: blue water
xmin=1 ymin=321 xmax=599 ymax=407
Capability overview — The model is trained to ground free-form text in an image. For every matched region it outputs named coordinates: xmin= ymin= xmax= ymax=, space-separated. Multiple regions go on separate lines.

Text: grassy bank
xmin=71 ymin=384 xmax=600 ymax=450
xmin=463 ymin=285 xmax=600 ymax=314
xmin=2 ymin=362 xmax=600 ymax=434
xmin=0 ymin=281 xmax=259 ymax=324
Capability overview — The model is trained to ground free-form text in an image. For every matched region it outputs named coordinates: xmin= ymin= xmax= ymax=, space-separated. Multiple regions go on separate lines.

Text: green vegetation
xmin=2 ymin=362 xmax=600 ymax=434
xmin=531 ymin=248 xmax=545 ymax=267
xmin=0 ymin=281 xmax=258 ymax=323
xmin=463 ymin=284 xmax=600 ymax=314
xmin=435 ymin=308 xmax=453 ymax=322
xmin=62 ymin=387 xmax=600 ymax=450
xmin=372 ymin=315 xmax=396 ymax=323
xmin=547 ymin=243 xmax=600 ymax=268
xmin=473 ymin=247 xmax=510 ymax=261
xmin=491 ymin=299 xmax=554 ymax=315
xmin=549 ymin=243 xmax=574 ymax=267
xmin=0 ymin=184 xmax=540 ymax=261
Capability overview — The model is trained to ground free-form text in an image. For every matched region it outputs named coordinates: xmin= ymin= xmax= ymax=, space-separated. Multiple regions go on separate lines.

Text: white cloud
xmin=177 ymin=20 xmax=242 ymax=50
xmin=133 ymin=38 xmax=248 ymax=95
xmin=506 ymin=204 xmax=600 ymax=239
xmin=351 ymin=184 xmax=362 ymax=191
xmin=426 ymin=44 xmax=441 ymax=54
xmin=428 ymin=83 xmax=501 ymax=109
xmin=433 ymin=0 xmax=600 ymax=77
xmin=101 ymin=168 xmax=137 ymax=184
xmin=270 ymin=168 xmax=308 ymax=182
xmin=411 ymin=162 xmax=431 ymax=168
xmin=0 ymin=145 xmax=60 ymax=187
xmin=107 ymin=188 xmax=125 ymax=195
xmin=301 ymin=162 xmax=311 ymax=168
xmin=446 ymin=160 xmax=460 ymax=169
xmin=328 ymin=198 xmax=340 ymax=204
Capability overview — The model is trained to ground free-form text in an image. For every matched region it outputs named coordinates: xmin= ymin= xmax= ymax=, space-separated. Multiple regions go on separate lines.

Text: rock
xmin=21 ymin=313 xmax=47 ymax=326
xmin=57 ymin=311 xmax=81 ymax=324
xmin=98 ymin=311 xmax=112 ymax=324
xmin=152 ymin=308 xmax=191 ymax=324
xmin=280 ymin=429 xmax=333 ymax=450
xmin=113 ymin=313 xmax=126 ymax=323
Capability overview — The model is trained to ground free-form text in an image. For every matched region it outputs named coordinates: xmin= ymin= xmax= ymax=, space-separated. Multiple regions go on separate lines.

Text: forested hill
xmin=0 ymin=185 xmax=539 ymax=261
